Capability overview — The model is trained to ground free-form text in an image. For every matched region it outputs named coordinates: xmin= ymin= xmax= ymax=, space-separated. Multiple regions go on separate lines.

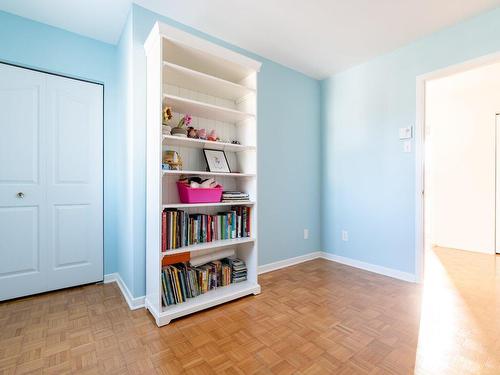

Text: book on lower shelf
xmin=161 ymin=257 xmax=248 ymax=307
xmin=161 ymin=206 xmax=252 ymax=251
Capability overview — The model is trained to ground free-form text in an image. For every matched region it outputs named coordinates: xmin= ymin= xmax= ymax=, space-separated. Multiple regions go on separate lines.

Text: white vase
xmin=162 ymin=125 xmax=171 ymax=135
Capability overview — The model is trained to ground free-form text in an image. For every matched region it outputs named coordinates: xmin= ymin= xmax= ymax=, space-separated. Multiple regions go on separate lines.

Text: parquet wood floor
xmin=1 ymin=248 xmax=499 ymax=374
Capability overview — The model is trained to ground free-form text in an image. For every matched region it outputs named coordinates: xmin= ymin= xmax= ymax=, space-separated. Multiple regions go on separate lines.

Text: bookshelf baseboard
xmin=151 ymin=281 xmax=260 ymax=326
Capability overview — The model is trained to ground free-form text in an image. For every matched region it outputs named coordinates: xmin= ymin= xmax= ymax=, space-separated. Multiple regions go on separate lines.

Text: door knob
xmin=16 ymin=192 xmax=24 ymax=199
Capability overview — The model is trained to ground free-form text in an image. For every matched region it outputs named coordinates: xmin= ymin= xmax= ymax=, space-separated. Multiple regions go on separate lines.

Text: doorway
xmin=415 ymin=53 xmax=500 ymax=281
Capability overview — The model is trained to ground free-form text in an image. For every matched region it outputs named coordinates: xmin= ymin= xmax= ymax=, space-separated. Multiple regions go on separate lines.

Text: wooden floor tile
xmin=1 ymin=247 xmax=500 ymax=374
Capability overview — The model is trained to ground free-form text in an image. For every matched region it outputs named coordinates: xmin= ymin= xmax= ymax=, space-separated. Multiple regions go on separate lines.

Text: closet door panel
xmin=45 ymin=75 xmax=103 ymax=289
xmin=0 ymin=64 xmax=48 ymax=299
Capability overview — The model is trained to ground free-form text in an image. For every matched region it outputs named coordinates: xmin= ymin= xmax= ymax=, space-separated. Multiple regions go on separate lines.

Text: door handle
xmin=16 ymin=192 xmax=24 ymax=199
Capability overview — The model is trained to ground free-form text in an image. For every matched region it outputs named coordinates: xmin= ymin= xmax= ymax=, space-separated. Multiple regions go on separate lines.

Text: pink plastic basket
xmin=176 ymin=182 xmax=223 ymax=203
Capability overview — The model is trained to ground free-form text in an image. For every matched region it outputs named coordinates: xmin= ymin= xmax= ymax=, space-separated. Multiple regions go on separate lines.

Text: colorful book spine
xmin=161 ymin=207 xmax=252 ymax=252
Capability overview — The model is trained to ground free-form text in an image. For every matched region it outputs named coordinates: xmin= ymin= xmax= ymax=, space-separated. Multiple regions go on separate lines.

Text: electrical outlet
xmin=342 ymin=230 xmax=348 ymax=241
xmin=303 ymin=229 xmax=309 ymax=240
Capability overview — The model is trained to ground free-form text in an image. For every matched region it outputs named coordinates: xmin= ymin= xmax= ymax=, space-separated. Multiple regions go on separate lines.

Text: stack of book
xmin=162 ymin=258 xmax=238 ymax=306
xmin=221 ymin=191 xmax=250 ymax=203
xmin=162 ymin=207 xmax=252 ymax=251
xmin=230 ymin=258 xmax=247 ymax=283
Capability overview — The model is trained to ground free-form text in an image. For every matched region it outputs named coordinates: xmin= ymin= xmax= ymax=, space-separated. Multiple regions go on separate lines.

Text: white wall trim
xmin=320 ymin=252 xmax=417 ymax=283
xmin=107 ymin=250 xmax=416 ymax=312
xmin=258 ymin=252 xmax=322 ymax=274
xmin=104 ymin=273 xmax=145 ymax=310
xmin=257 ymin=251 xmax=417 ymax=283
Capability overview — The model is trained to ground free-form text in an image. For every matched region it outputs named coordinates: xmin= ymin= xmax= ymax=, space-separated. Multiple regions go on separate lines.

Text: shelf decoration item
xmin=207 ymin=129 xmax=217 ymax=141
xmin=162 ymin=150 xmax=183 ymax=170
xmin=203 ymin=149 xmax=231 ymax=173
xmin=171 ymin=114 xmax=192 ymax=137
xmin=187 ymin=126 xmax=198 ymax=138
xmin=176 ymin=179 xmax=223 ymax=203
xmin=162 ymin=106 xmax=173 ymax=135
xmin=198 ymin=128 xmax=207 ymax=140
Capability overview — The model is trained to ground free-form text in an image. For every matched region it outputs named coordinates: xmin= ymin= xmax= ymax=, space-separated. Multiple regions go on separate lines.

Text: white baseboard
xmin=104 ymin=273 xmax=145 ymax=310
xmin=257 ymin=251 xmax=416 ymax=283
xmin=258 ymin=252 xmax=322 ymax=274
xmin=106 ymin=251 xmax=416 ymax=312
xmin=320 ymin=252 xmax=417 ymax=283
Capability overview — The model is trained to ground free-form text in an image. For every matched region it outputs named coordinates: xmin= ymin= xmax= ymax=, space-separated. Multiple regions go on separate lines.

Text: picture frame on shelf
xmin=203 ymin=149 xmax=231 ymax=173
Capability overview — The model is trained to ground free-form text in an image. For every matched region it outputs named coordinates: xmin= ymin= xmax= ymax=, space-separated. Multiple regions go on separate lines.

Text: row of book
xmin=162 ymin=258 xmax=247 ymax=306
xmin=162 ymin=207 xmax=251 ymax=251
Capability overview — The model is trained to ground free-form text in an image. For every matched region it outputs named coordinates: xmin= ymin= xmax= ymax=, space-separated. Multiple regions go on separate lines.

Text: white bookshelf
xmin=145 ymin=22 xmax=261 ymax=326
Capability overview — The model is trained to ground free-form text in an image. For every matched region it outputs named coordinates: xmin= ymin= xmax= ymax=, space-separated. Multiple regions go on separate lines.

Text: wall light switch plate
xmin=342 ymin=230 xmax=348 ymax=241
xmin=399 ymin=127 xmax=413 ymax=140
xmin=303 ymin=229 xmax=309 ymax=240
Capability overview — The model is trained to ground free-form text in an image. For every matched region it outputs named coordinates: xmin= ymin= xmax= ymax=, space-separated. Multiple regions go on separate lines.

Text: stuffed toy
xmin=198 ymin=128 xmax=207 ymax=140
xmin=187 ymin=127 xmax=198 ymax=138
xmin=207 ymin=129 xmax=217 ymax=141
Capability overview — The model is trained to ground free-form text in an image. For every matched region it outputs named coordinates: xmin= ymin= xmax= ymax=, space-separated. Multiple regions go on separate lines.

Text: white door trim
xmin=415 ymin=51 xmax=500 ymax=283
xmin=496 ymin=114 xmax=500 ymax=254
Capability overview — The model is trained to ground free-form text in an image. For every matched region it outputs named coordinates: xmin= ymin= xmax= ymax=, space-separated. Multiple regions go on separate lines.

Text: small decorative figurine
xmin=171 ymin=114 xmax=192 ymax=137
xmin=187 ymin=126 xmax=198 ymax=138
xmin=162 ymin=106 xmax=173 ymax=135
xmin=207 ymin=129 xmax=217 ymax=141
xmin=231 ymin=140 xmax=241 ymax=145
xmin=197 ymin=128 xmax=207 ymax=140
xmin=162 ymin=150 xmax=183 ymax=170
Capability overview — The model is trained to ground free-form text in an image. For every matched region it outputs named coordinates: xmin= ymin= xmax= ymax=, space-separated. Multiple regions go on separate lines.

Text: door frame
xmin=0 ymin=60 xmax=106 ymax=288
xmin=496 ymin=113 xmax=500 ymax=254
xmin=414 ymin=51 xmax=500 ymax=283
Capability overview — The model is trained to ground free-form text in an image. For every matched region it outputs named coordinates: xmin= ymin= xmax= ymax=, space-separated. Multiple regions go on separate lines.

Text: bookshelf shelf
xmin=156 ymin=281 xmax=261 ymax=325
xmin=146 ymin=22 xmax=261 ymax=327
xmin=161 ymin=237 xmax=255 ymax=256
xmin=162 ymin=134 xmax=255 ymax=152
xmin=162 ymin=170 xmax=255 ymax=177
xmin=163 ymin=61 xmax=255 ymax=101
xmin=163 ymin=94 xmax=254 ymax=123
xmin=162 ymin=201 xmax=255 ymax=209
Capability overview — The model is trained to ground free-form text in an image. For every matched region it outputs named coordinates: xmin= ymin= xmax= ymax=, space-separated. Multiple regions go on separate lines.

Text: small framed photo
xmin=203 ymin=149 xmax=231 ymax=173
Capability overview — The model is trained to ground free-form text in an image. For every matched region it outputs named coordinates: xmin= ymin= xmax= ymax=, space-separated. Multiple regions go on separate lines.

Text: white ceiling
xmin=1 ymin=0 xmax=500 ymax=79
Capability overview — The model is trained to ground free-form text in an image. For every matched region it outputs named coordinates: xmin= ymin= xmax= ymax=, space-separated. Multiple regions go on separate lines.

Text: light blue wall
xmin=0 ymin=7 xmax=321 ymax=298
xmin=321 ymin=7 xmax=500 ymax=275
xmin=0 ymin=10 xmax=122 ymax=275
xmin=116 ymin=11 xmax=134 ymax=290
xmin=124 ymin=5 xmax=321 ymax=297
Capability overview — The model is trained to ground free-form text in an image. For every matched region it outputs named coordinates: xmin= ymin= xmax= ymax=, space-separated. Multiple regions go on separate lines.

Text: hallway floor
xmin=1 ymin=249 xmax=499 ymax=374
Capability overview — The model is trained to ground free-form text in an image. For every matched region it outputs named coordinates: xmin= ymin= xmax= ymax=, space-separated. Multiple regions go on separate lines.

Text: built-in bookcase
xmin=145 ymin=22 xmax=261 ymax=326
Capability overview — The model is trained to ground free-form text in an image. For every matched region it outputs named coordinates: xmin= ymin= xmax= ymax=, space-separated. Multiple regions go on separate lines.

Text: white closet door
xmin=0 ymin=64 xmax=49 ymax=299
xmin=45 ymin=75 xmax=103 ymax=290
xmin=0 ymin=63 xmax=103 ymax=300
